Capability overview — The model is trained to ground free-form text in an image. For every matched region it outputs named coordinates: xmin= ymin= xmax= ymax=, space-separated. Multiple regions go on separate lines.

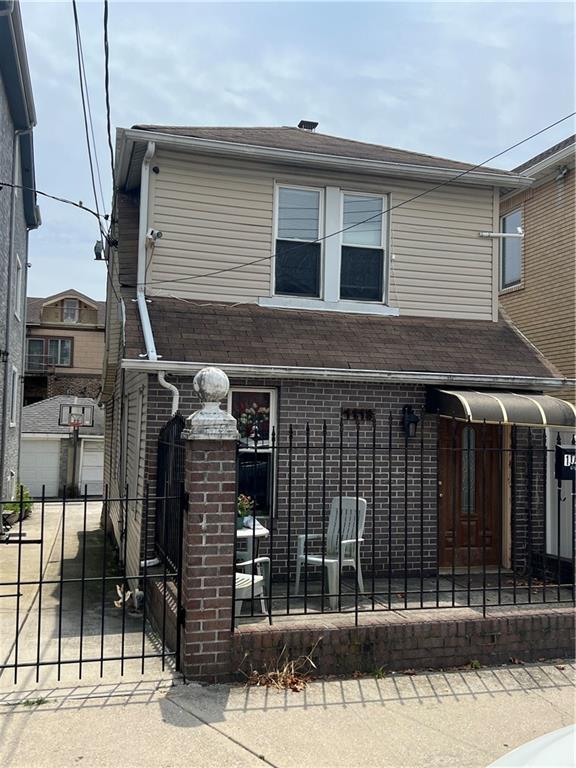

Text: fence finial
xmin=182 ymin=367 xmax=239 ymax=440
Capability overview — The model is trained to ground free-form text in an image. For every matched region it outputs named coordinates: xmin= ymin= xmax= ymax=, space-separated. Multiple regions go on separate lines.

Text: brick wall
xmin=181 ymin=438 xmax=236 ymax=680
xmin=47 ymin=373 xmax=101 ymax=399
xmin=231 ymin=608 xmax=575 ymax=678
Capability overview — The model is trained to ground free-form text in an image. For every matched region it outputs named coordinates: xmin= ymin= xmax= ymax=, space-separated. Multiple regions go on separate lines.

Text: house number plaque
xmin=555 ymin=445 xmax=576 ymax=481
xmin=341 ymin=407 xmax=375 ymax=422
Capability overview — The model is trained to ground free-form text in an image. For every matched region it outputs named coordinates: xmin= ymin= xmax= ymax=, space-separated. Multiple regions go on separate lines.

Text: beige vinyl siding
xmin=500 ymin=172 xmax=575 ymax=402
xmin=148 ymin=150 xmax=495 ymax=320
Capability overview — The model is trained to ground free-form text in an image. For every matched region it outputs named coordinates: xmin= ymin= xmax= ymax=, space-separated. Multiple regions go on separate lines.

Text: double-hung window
xmin=500 ymin=209 xmax=522 ymax=289
xmin=273 ymin=184 xmax=389 ymax=306
xmin=47 ymin=338 xmax=72 ymax=367
xmin=340 ymin=193 xmax=386 ymax=301
xmin=63 ymin=299 xmax=80 ymax=323
xmin=274 ymin=186 xmax=322 ymax=297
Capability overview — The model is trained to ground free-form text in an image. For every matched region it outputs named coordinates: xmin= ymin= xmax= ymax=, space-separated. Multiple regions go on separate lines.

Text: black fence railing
xmin=233 ymin=416 xmax=576 ymax=627
xmin=0 ymin=486 xmax=182 ymax=685
xmin=156 ymin=413 xmax=186 ymax=570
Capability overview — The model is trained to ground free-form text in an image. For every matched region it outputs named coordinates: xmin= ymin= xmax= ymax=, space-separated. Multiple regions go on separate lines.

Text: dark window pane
xmin=238 ymin=452 xmax=272 ymax=514
xmin=275 ymin=239 xmax=321 ymax=297
xmin=340 ymin=246 xmax=383 ymax=301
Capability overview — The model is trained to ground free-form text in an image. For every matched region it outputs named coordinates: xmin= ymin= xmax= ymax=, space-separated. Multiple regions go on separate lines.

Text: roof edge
xmin=118 ymin=128 xmax=533 ymax=190
xmin=120 ymin=358 xmax=569 ymax=391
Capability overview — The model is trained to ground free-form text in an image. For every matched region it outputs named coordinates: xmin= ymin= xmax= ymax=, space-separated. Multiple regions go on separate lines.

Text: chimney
xmin=298 ymin=120 xmax=318 ymax=132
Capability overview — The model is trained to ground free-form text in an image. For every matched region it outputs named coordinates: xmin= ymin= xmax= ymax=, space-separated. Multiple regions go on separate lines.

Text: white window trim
xmin=14 ymin=255 xmax=23 ymax=321
xmin=339 ymin=189 xmax=389 ymax=304
xmin=227 ymin=387 xmax=278 ymax=450
xmin=9 ymin=366 xmax=18 ymax=427
xmin=266 ymin=182 xmax=397 ymax=315
xmin=272 ymin=183 xmax=325 ymax=299
xmin=63 ymin=298 xmax=80 ymax=324
xmin=499 ymin=208 xmax=523 ymax=291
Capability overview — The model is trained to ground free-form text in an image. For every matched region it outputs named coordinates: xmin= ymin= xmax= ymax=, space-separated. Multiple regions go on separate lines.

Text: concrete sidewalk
xmin=0 ymin=661 xmax=574 ymax=767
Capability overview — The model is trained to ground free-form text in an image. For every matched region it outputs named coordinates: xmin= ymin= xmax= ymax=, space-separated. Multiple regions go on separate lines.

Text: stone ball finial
xmin=193 ymin=367 xmax=230 ymax=404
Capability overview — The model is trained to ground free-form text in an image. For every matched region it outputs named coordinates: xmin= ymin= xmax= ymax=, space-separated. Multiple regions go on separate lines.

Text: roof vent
xmin=298 ymin=120 xmax=318 ymax=132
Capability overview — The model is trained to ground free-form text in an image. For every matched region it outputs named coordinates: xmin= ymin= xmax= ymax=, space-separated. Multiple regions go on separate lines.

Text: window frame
xmin=272 ymin=183 xmax=325 ymax=299
xmin=9 ymin=366 xmax=18 ymax=427
xmin=499 ymin=208 xmax=523 ymax=291
xmin=14 ymin=255 xmax=23 ymax=321
xmin=46 ymin=337 xmax=74 ymax=368
xmin=62 ymin=298 xmax=80 ymax=323
xmin=227 ymin=387 xmax=278 ymax=518
xmin=339 ymin=189 xmax=388 ymax=303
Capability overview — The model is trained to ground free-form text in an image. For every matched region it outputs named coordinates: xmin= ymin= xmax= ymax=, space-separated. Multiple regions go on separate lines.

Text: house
xmin=499 ymin=135 xmax=575 ymax=404
xmin=0 ymin=0 xmax=40 ymax=502
xmin=24 ymin=289 xmax=106 ymax=405
xmin=19 ymin=395 xmax=104 ymax=497
xmin=101 ymin=123 xmax=575 ymax=596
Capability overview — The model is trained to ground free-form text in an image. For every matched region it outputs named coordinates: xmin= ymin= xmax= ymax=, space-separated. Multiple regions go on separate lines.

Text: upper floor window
xmin=500 ymin=209 xmax=522 ymax=290
xmin=273 ymin=184 xmax=388 ymax=305
xmin=275 ymin=186 xmax=322 ymax=297
xmin=9 ymin=367 xmax=18 ymax=427
xmin=341 ymin=193 xmax=385 ymax=301
xmin=14 ymin=256 xmax=23 ymax=320
xmin=48 ymin=338 xmax=72 ymax=367
xmin=63 ymin=299 xmax=80 ymax=323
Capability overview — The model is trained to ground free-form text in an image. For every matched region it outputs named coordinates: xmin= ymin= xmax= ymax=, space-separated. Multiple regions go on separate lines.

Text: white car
xmin=488 ymin=725 xmax=575 ymax=767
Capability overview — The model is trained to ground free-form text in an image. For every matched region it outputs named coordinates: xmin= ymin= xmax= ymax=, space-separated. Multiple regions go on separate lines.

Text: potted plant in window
xmin=237 ymin=494 xmax=254 ymax=529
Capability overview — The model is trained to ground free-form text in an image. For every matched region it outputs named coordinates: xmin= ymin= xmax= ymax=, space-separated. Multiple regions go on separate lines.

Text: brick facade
xmin=231 ymin=608 xmax=575 ymax=678
xmin=181 ymin=438 xmax=237 ymax=680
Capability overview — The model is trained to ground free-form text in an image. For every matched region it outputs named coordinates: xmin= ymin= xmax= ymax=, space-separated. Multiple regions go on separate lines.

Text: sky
xmin=20 ymin=0 xmax=575 ymax=301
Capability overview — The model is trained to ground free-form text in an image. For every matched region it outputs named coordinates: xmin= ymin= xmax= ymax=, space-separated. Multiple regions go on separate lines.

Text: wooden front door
xmin=438 ymin=420 xmax=502 ymax=568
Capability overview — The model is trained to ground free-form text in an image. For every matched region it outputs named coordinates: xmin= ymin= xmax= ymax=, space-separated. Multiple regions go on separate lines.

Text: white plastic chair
xmin=295 ymin=497 xmax=367 ymax=609
xmin=234 ymin=557 xmax=270 ymax=622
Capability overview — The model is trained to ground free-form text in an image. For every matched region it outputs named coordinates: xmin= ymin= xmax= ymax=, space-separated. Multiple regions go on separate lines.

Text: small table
xmin=236 ymin=524 xmax=269 ymax=562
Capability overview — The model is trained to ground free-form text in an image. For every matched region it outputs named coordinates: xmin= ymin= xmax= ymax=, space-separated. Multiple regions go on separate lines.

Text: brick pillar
xmin=180 ymin=367 xmax=239 ymax=681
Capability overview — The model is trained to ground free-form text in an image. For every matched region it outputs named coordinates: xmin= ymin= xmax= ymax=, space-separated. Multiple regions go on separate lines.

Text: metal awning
xmin=426 ymin=389 xmax=576 ymax=428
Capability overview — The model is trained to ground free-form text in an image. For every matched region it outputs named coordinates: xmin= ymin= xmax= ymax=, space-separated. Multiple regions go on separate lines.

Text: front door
xmin=438 ymin=419 xmax=502 ymax=568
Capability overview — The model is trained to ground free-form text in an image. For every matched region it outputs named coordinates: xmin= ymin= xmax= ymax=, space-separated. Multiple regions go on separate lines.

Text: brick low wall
xmin=231 ymin=608 xmax=575 ymax=678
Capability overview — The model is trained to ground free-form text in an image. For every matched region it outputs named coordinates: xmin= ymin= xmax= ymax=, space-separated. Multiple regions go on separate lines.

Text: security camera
xmin=146 ymin=229 xmax=163 ymax=241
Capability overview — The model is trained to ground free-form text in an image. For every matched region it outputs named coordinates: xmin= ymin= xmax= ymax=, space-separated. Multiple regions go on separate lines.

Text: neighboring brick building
xmin=0 ymin=2 xmax=40 ymax=501
xmin=500 ymin=135 xmax=575 ymax=403
xmin=24 ymin=290 xmax=105 ymax=405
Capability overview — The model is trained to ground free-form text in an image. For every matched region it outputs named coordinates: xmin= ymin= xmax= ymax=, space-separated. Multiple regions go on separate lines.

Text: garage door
xmin=80 ymin=440 xmax=104 ymax=496
xmin=20 ymin=439 xmax=62 ymax=497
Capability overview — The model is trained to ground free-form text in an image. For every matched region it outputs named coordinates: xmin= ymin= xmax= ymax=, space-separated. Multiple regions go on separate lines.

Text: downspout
xmin=136 ymin=141 xmax=180 ymax=414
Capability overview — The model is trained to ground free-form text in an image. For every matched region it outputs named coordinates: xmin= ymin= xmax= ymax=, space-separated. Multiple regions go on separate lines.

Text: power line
xmin=127 ymin=110 xmax=575 ymax=290
xmin=0 ymin=180 xmax=107 ymax=222
xmin=103 ymin=0 xmax=116 ymax=193
xmin=71 ymin=0 xmax=104 ymax=227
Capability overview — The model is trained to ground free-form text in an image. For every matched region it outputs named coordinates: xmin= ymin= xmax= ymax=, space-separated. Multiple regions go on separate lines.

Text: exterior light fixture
xmin=401 ymin=405 xmax=419 ymax=440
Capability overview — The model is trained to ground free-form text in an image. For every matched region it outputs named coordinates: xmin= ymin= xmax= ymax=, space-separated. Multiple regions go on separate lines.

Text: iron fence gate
xmin=233 ymin=416 xmax=576 ymax=626
xmin=156 ymin=413 xmax=186 ymax=570
xmin=0 ymin=486 xmax=183 ymax=685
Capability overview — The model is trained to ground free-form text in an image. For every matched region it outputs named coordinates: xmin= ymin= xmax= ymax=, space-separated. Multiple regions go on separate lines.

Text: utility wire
xmin=103 ymin=0 xmax=116 ymax=193
xmin=71 ymin=0 xmax=104 ymax=229
xmin=0 ymin=180 xmax=107 ymax=222
xmin=128 ymin=110 xmax=575 ymax=290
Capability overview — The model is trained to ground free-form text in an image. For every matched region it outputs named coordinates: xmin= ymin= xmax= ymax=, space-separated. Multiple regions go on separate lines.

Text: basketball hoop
xmin=59 ymin=403 xmax=94 ymax=428
xmin=69 ymin=417 xmax=83 ymax=430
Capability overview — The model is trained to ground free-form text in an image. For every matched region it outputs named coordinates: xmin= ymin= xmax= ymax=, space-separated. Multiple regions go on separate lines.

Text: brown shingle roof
xmin=513 ymin=134 xmax=575 ymax=174
xmin=123 ymin=299 xmax=562 ymax=380
xmin=132 ymin=125 xmax=511 ymax=175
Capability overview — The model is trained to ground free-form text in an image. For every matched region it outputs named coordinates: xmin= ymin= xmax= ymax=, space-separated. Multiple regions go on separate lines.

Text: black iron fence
xmin=156 ymin=413 xmax=186 ymax=570
xmin=233 ymin=415 xmax=576 ymax=626
xmin=0 ymin=486 xmax=182 ymax=685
